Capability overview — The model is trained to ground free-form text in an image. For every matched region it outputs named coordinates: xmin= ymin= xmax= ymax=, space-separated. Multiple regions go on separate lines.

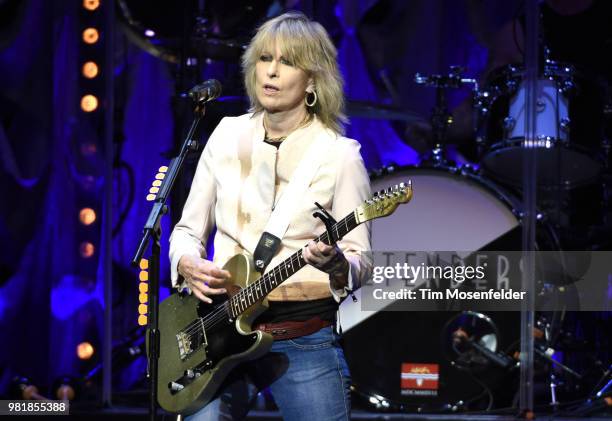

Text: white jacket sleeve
xmin=329 ymin=139 xmax=373 ymax=301
xmin=168 ymin=119 xmax=225 ymax=288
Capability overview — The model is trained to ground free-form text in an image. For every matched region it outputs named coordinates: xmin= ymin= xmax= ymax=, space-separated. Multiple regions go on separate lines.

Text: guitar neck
xmin=227 ymin=211 xmax=359 ymax=318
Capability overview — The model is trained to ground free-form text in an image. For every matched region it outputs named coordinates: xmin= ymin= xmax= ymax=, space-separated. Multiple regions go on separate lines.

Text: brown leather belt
xmin=254 ymin=316 xmax=332 ymax=341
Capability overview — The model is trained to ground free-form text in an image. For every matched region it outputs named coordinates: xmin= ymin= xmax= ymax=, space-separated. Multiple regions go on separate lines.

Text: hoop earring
xmin=305 ymin=91 xmax=317 ymax=107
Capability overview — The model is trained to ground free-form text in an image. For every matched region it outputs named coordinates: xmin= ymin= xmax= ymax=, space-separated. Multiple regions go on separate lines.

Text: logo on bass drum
xmin=401 ymin=363 xmax=439 ymax=396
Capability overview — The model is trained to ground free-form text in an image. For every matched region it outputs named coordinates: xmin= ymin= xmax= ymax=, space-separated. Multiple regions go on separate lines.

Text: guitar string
xmin=180 ymin=212 xmax=360 ymax=339
xmin=180 ymin=248 xmax=309 ymax=338
xmin=181 ymin=225 xmax=338 ymax=338
xmin=184 ymin=212 xmax=357 ymax=337
xmin=180 ymin=186 xmax=408 ymax=339
xmin=222 ymin=208 xmax=364 ymax=315
xmin=179 ymin=211 xmax=360 ymax=339
xmin=180 ymin=253 xmax=302 ymax=342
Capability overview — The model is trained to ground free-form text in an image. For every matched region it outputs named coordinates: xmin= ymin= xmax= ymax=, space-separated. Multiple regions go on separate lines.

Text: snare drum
xmin=477 ymin=63 xmax=605 ymax=188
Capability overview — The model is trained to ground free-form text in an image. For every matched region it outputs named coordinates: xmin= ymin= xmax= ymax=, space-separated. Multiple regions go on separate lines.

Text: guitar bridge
xmin=177 ymin=319 xmax=208 ymax=360
xmin=176 ymin=331 xmax=192 ymax=360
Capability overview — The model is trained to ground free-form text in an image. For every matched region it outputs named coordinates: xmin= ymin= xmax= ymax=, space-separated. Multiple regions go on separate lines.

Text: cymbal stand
xmin=415 ymin=66 xmax=477 ymax=166
xmin=534 ymin=315 xmax=582 ymax=409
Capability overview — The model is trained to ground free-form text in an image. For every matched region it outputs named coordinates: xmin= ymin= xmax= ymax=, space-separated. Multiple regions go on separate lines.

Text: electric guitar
xmin=156 ymin=181 xmax=413 ymax=414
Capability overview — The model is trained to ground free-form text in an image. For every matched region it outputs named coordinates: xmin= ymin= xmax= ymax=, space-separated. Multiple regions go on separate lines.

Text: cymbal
xmin=346 ymin=100 xmax=425 ymax=124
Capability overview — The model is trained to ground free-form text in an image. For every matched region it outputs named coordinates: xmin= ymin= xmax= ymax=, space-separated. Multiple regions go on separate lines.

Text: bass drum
xmin=340 ymin=166 xmax=534 ymax=410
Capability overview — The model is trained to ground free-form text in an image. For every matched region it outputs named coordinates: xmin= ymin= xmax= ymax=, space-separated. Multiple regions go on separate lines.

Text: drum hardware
xmin=590 ymin=364 xmax=612 ymax=402
xmin=442 ymin=312 xmax=514 ymax=372
xmin=415 ymin=66 xmax=478 ymax=166
xmin=476 ymin=61 xmax=605 ymax=189
xmin=504 ymin=312 xmax=588 ymax=411
xmin=530 ymin=314 xmax=582 ymax=380
xmin=368 ymin=164 xmax=399 ymax=180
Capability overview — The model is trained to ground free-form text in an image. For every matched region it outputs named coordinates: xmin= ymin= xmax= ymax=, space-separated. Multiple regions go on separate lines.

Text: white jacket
xmin=169 ymin=112 xmax=372 ymax=301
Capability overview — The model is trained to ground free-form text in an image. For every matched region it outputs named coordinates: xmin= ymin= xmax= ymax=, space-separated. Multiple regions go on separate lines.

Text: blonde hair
xmin=242 ymin=12 xmax=347 ymax=135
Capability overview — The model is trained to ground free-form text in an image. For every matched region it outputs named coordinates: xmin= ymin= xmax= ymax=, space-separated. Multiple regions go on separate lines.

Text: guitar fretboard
xmin=227 ymin=211 xmax=358 ymax=318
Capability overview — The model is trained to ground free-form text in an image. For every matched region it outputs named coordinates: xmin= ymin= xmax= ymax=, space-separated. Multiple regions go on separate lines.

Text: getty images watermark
xmin=360 ymin=251 xmax=612 ymax=312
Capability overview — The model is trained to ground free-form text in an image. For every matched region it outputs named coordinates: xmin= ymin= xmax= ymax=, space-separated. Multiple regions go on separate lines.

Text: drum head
xmin=369 ymin=167 xmax=519 ymax=251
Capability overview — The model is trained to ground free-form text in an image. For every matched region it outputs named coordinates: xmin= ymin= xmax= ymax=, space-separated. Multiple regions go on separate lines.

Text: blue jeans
xmin=185 ymin=326 xmax=351 ymax=421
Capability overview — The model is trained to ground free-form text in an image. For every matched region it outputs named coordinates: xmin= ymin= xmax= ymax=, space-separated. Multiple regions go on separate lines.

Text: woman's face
xmin=255 ymin=43 xmax=311 ymax=114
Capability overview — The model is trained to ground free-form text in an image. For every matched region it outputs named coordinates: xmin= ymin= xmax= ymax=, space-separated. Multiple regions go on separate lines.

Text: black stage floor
xmin=64 ymin=406 xmax=611 ymax=421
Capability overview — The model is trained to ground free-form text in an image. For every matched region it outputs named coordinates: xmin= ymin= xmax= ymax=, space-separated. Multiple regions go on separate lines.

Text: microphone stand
xmin=132 ymin=99 xmax=209 ymax=421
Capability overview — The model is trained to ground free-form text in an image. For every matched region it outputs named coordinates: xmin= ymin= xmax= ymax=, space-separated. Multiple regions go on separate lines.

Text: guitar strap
xmin=253 ymin=131 xmax=332 ymax=273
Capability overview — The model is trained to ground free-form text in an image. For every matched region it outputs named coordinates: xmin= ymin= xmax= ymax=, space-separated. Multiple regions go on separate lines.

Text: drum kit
xmin=340 ymin=61 xmax=612 ymax=412
xmin=116 ymin=2 xmax=611 ymax=410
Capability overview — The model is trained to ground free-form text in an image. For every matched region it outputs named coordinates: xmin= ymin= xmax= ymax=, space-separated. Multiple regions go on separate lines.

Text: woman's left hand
xmin=303 ymin=241 xmax=349 ymax=289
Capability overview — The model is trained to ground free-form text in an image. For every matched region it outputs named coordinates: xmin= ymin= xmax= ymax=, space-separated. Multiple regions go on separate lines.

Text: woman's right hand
xmin=178 ymin=255 xmax=231 ymax=304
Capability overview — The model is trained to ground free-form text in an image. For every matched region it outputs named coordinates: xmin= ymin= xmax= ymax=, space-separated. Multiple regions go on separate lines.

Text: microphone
xmin=182 ymin=79 xmax=222 ymax=103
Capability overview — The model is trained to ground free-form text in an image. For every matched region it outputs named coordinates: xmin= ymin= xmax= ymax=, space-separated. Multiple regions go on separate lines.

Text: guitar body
xmin=157 ymin=253 xmax=273 ymax=415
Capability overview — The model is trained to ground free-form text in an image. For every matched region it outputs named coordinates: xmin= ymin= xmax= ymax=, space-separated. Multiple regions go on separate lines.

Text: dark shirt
xmin=254 ymin=297 xmax=338 ymax=324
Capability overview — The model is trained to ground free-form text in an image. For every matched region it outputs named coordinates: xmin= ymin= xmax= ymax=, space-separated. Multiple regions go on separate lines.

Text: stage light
xmin=80 ymin=242 xmax=95 ymax=258
xmin=139 ymin=258 xmax=148 ymax=270
xmin=147 ymin=166 xmax=167 ymax=201
xmin=77 ymin=342 xmax=95 ymax=360
xmin=80 ymin=94 xmax=98 ymax=112
xmin=83 ymin=0 xmax=100 ymax=11
xmin=82 ymin=61 xmax=99 ymax=79
xmin=138 ymin=258 xmax=148 ymax=325
xmin=79 ymin=208 xmax=96 ymax=225
xmin=82 ymin=28 xmax=99 ymax=44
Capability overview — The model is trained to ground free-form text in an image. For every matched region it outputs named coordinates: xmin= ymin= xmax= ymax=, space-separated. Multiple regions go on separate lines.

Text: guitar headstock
xmin=356 ymin=181 xmax=413 ymax=223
